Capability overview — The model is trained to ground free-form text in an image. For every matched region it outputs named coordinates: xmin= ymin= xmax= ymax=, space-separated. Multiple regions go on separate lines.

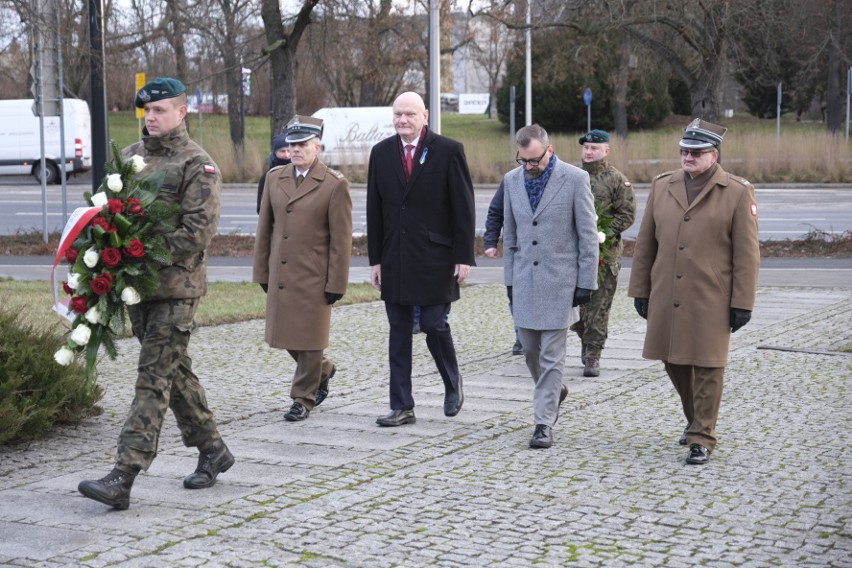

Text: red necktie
xmin=404 ymin=144 xmax=414 ymax=178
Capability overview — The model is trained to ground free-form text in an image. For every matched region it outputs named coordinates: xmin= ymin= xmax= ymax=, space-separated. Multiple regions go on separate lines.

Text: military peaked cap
xmin=285 ymin=115 xmax=324 ymax=143
xmin=680 ymin=118 xmax=727 ymax=150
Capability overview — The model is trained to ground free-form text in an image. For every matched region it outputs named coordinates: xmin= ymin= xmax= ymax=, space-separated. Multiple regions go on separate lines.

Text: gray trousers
xmin=518 ymin=327 xmax=567 ymax=426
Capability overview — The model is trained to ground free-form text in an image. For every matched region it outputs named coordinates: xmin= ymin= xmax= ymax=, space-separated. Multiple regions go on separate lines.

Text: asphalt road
xmin=1 ymin=175 xmax=850 ymax=242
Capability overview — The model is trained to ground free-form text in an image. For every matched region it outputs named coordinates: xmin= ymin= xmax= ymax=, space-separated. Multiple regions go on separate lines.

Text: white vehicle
xmin=312 ymin=106 xmax=395 ymax=168
xmin=0 ymin=98 xmax=92 ymax=184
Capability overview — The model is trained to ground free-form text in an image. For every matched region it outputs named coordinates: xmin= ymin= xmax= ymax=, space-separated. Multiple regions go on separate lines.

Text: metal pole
xmin=846 ymin=67 xmax=850 ymax=143
xmin=524 ymin=0 xmax=532 ymax=125
xmin=776 ymin=82 xmax=781 ymax=140
xmin=509 ymin=85 xmax=516 ymax=160
xmin=428 ymin=0 xmax=441 ymax=133
xmin=587 ymin=104 xmax=591 ymax=133
xmin=31 ymin=0 xmax=49 ymax=242
xmin=55 ymin=0 xmax=68 ymax=225
xmin=88 ymin=0 xmax=108 ymax=192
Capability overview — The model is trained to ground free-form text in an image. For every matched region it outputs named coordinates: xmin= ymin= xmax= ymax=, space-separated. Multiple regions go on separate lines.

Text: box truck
xmin=311 ymin=106 xmax=394 ymax=168
xmin=0 ymin=98 xmax=92 ymax=184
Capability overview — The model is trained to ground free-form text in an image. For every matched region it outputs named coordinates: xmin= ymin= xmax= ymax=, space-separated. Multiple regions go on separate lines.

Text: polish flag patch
xmin=203 ymin=164 xmax=216 ymax=174
xmin=750 ymin=202 xmax=758 ymax=216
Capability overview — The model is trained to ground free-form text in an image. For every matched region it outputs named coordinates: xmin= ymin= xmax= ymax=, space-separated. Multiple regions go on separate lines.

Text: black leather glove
xmin=506 ymin=286 xmax=513 ymax=302
xmin=259 ymin=283 xmax=268 ymax=293
xmin=730 ymin=308 xmax=751 ymax=333
xmin=572 ymin=287 xmax=592 ymax=307
xmin=634 ymin=298 xmax=648 ymax=319
xmin=325 ymin=292 xmax=343 ymax=305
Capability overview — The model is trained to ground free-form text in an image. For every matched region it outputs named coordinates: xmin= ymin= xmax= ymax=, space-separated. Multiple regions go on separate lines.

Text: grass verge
xmin=0 ymin=279 xmax=380 ymax=336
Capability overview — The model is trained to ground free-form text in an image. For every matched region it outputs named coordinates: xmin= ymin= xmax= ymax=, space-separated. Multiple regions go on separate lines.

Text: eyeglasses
xmin=516 ymin=148 xmax=549 ymax=167
xmin=680 ymin=149 xmax=715 ymax=158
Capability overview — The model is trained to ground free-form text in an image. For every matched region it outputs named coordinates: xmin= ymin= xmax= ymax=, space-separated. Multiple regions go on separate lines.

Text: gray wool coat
xmin=503 ymin=158 xmax=599 ymax=330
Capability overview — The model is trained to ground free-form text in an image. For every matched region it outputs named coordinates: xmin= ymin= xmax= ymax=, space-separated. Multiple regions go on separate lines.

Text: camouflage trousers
xmin=570 ymin=262 xmax=620 ymax=357
xmin=116 ymin=298 xmax=221 ymax=473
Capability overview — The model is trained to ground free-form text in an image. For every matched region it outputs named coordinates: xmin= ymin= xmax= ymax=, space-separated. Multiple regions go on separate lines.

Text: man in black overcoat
xmin=366 ymin=91 xmax=476 ymax=427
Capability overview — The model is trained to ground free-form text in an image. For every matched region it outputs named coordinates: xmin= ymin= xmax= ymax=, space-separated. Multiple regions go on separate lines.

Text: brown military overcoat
xmin=253 ymin=160 xmax=352 ymax=351
xmin=628 ymin=165 xmax=760 ymax=367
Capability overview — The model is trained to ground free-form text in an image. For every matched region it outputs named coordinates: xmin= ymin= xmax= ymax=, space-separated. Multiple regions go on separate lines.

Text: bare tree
xmin=190 ymin=0 xmax=259 ymax=148
xmin=466 ymin=7 xmax=514 ymax=117
xmin=260 ymin=0 xmax=318 ymax=137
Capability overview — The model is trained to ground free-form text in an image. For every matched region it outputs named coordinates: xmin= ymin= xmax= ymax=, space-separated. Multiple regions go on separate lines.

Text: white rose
xmin=106 ymin=173 xmax=123 ymax=192
xmin=54 ymin=346 xmax=75 ymax=366
xmin=83 ymin=248 xmax=99 ymax=268
xmin=69 ymin=324 xmax=92 ymax=346
xmin=597 ymin=231 xmax=607 ymax=244
xmin=67 ymin=271 xmax=80 ymax=290
xmin=84 ymin=306 xmax=102 ymax=325
xmin=91 ymin=191 xmax=109 ymax=208
xmin=129 ymin=155 xmax=146 ymax=173
xmin=121 ymin=286 xmax=141 ymax=306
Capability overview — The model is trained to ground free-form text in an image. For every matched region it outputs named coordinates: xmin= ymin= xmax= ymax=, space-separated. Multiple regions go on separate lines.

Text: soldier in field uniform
xmin=78 ymin=77 xmax=234 ymax=510
xmin=570 ymin=129 xmax=636 ymax=377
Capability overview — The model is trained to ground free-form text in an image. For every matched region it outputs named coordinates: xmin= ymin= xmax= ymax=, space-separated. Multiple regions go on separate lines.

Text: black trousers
xmin=385 ymin=302 xmax=459 ymax=410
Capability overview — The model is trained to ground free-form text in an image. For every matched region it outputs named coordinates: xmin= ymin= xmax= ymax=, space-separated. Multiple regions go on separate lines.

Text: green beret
xmin=579 ymin=129 xmax=610 ymax=144
xmin=135 ymin=77 xmax=186 ymax=108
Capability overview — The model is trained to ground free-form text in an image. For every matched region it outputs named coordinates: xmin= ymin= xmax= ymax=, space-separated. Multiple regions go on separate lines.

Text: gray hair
xmin=515 ymin=124 xmax=549 ymax=148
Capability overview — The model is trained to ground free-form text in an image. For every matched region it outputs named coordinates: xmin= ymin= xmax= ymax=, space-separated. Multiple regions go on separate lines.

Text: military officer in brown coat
xmin=628 ymin=118 xmax=760 ymax=465
xmin=253 ymin=115 xmax=353 ymax=422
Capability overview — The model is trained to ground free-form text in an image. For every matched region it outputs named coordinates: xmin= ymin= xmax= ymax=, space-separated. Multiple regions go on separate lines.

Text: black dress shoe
xmin=376 ymin=409 xmax=416 ymax=426
xmin=553 ymin=385 xmax=569 ymax=425
xmin=284 ymin=401 xmax=310 ymax=422
xmin=686 ymin=443 xmax=710 ymax=465
xmin=512 ymin=340 xmax=524 ymax=355
xmin=678 ymin=424 xmax=690 ymax=446
xmin=78 ymin=468 xmax=136 ymax=510
xmin=529 ymin=424 xmax=553 ymax=448
xmin=183 ymin=439 xmax=235 ymax=489
xmin=443 ymin=376 xmax=464 ymax=417
xmin=315 ymin=365 xmax=336 ymax=406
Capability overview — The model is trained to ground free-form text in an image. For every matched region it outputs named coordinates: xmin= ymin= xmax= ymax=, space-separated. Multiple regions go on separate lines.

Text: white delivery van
xmin=311 ymin=106 xmax=395 ymax=168
xmin=0 ymin=98 xmax=92 ymax=184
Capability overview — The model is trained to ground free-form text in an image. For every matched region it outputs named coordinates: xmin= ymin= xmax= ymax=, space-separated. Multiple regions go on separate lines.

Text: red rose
xmin=65 ymin=247 xmax=79 ymax=263
xmin=101 ymin=247 xmax=122 ymax=268
xmin=125 ymin=239 xmax=145 ymax=258
xmin=126 ymin=198 xmax=144 ymax=215
xmin=107 ymin=199 xmax=124 ymax=215
xmin=91 ymin=216 xmax=110 ymax=231
xmin=63 ymin=281 xmax=73 ymax=295
xmin=90 ymin=272 xmax=114 ymax=296
xmin=70 ymin=295 xmax=89 ymax=314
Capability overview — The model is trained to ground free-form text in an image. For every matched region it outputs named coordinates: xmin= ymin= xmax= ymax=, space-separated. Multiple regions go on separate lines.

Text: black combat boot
xmin=183 ymin=439 xmax=235 ymax=489
xmin=78 ymin=468 xmax=137 ymax=510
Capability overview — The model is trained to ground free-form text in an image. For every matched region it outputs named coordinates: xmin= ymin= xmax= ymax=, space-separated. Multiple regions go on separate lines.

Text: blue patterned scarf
xmin=524 ymin=153 xmax=557 ymax=212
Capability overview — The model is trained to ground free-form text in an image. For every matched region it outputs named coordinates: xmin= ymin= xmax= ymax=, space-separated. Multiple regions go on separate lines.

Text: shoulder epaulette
xmin=655 ymin=171 xmax=675 ymax=180
xmin=327 ymin=168 xmax=345 ymax=180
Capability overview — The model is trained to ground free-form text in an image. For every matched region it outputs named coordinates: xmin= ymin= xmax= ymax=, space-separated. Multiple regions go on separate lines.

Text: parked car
xmin=0 ymin=98 xmax=92 ymax=184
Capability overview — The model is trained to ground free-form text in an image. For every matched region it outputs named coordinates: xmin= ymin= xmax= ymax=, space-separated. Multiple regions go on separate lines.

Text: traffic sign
xmin=583 ymin=88 xmax=592 ymax=106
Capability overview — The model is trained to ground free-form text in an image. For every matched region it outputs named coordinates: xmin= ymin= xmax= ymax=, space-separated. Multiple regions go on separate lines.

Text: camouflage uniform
xmin=115 ymin=122 xmax=222 ymax=473
xmin=570 ymin=159 xmax=636 ymax=362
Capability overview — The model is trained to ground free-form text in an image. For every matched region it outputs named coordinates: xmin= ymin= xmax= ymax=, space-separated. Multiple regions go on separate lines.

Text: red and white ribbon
xmin=51 ymin=206 xmax=101 ymax=323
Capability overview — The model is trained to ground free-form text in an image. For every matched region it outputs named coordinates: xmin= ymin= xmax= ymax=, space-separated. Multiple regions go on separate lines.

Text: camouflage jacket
xmin=122 ymin=122 xmax=221 ymax=300
xmin=582 ymin=159 xmax=636 ymax=261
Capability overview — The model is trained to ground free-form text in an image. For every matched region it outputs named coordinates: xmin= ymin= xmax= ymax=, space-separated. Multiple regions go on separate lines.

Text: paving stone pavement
xmin=1 ymin=283 xmax=850 ymax=567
